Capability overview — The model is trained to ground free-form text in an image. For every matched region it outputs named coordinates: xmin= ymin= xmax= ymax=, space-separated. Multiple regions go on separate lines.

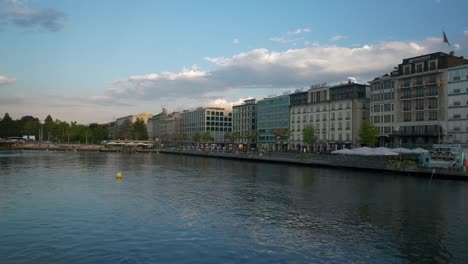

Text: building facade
xmin=394 ymin=52 xmax=468 ymax=146
xmin=289 ymin=90 xmax=308 ymax=151
xmin=147 ymin=108 xmax=168 ymax=140
xmin=181 ymin=107 xmax=232 ymax=145
xmin=369 ymin=73 xmax=397 ymax=147
xmin=232 ymin=99 xmax=257 ymax=146
xmin=447 ymin=64 xmax=468 ymax=143
xmin=328 ymin=82 xmax=369 ymax=149
xmin=257 ymin=94 xmax=290 ymax=151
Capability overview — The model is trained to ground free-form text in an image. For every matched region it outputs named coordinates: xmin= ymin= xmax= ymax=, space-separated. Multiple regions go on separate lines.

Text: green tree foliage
xmin=302 ymin=124 xmax=317 ymax=146
xmin=202 ymin=131 xmax=214 ymax=143
xmin=89 ymin=123 xmax=109 ymax=144
xmin=359 ymin=121 xmax=378 ymax=146
xmin=116 ymin=119 xmax=133 ymax=139
xmin=192 ymin=131 xmax=202 ymax=144
xmin=0 ymin=113 xmax=26 ymax=138
xmin=270 ymin=128 xmax=290 ymax=142
xmin=132 ymin=118 xmax=148 ymax=140
xmin=224 ymin=131 xmax=238 ymax=143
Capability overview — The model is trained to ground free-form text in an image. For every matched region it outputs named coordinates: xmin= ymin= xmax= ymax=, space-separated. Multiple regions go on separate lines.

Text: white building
xmin=181 ymin=107 xmax=232 ymax=144
xmin=447 ymin=64 xmax=468 ymax=143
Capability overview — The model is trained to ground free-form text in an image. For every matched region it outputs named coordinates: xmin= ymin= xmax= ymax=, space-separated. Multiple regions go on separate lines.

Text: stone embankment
xmin=22 ymin=142 xmax=103 ymax=151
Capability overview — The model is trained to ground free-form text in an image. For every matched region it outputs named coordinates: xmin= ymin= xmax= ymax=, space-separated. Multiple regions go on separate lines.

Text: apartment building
xmin=394 ymin=52 xmax=468 ymax=145
xmin=289 ymin=90 xmax=308 ymax=151
xmin=232 ymin=99 xmax=257 ymax=146
xmin=447 ymin=64 xmax=468 ymax=143
xmin=369 ymin=73 xmax=397 ymax=147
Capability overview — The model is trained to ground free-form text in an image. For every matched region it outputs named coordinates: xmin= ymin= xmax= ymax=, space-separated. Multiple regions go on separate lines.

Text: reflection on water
xmin=0 ymin=150 xmax=467 ymax=263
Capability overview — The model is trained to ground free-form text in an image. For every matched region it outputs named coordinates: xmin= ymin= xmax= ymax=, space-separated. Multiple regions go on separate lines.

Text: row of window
xmin=402 ymin=98 xmax=438 ymax=111
xmin=371 ymin=92 xmax=395 ymax=102
xmin=450 ymin=87 xmax=468 ymax=94
xmin=403 ymin=112 xmax=438 ymax=122
xmin=403 ymin=61 xmax=437 ymax=75
xmin=401 ymin=75 xmax=438 ymax=87
xmin=371 ymin=103 xmax=394 ymax=113
xmin=291 ymin=133 xmax=352 ymax=142
xmin=448 ymin=68 xmax=468 ymax=82
xmin=370 ymin=80 xmax=395 ymax=91
xmin=375 ymin=126 xmax=393 ymax=134
xmin=372 ymin=115 xmax=394 ymax=124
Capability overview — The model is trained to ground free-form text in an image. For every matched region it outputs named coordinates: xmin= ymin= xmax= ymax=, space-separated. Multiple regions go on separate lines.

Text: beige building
xmin=290 ymin=81 xmax=370 ymax=151
xmin=393 ymin=52 xmax=468 ymax=146
xmin=147 ymin=109 xmax=168 ymax=140
xmin=369 ymin=73 xmax=397 ymax=147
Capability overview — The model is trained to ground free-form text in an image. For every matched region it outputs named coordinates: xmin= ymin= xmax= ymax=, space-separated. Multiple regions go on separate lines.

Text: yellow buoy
xmin=116 ymin=172 xmax=122 ymax=179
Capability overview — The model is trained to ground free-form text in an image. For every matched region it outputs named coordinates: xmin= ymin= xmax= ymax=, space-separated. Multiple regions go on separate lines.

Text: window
xmin=415 ymin=100 xmax=424 ymax=110
xmin=454 ymin=101 xmax=461 ymax=106
xmin=403 ymin=101 xmax=411 ymax=111
xmin=454 ymin=114 xmax=461 ymax=119
xmin=403 ymin=78 xmax=411 ymax=87
xmin=374 ymin=116 xmax=380 ymax=123
xmin=384 ymin=104 xmax=391 ymax=112
xmin=415 ymin=87 xmax=424 ymax=97
xmin=428 ymin=98 xmax=437 ymax=109
xmin=426 ymin=86 xmax=438 ymax=96
xmin=453 ymin=89 xmax=461 ymax=94
xmin=404 ymin=113 xmax=411 ymax=122
xmin=416 ymin=63 xmax=423 ymax=73
xmin=415 ymin=76 xmax=423 ymax=86
xmin=404 ymin=66 xmax=410 ymax=75
xmin=429 ymin=111 xmax=437 ymax=120
xmin=416 ymin=112 xmax=424 ymax=121
xmin=453 ymin=76 xmax=461 ymax=81
xmin=403 ymin=89 xmax=411 ymax=98
xmin=429 ymin=61 xmax=436 ymax=71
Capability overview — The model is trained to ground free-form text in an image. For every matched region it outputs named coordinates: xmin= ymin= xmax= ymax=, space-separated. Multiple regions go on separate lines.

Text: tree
xmin=132 ymin=118 xmax=148 ymax=140
xmin=192 ymin=131 xmax=202 ymax=145
xmin=359 ymin=121 xmax=378 ymax=146
xmin=302 ymin=124 xmax=317 ymax=146
xmin=224 ymin=131 xmax=238 ymax=144
xmin=116 ymin=119 xmax=133 ymax=139
xmin=202 ymin=131 xmax=214 ymax=143
xmin=89 ymin=123 xmax=109 ymax=144
xmin=244 ymin=130 xmax=257 ymax=151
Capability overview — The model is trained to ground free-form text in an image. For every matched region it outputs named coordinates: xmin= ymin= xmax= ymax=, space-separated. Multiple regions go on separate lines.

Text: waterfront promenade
xmin=158 ymin=148 xmax=468 ymax=181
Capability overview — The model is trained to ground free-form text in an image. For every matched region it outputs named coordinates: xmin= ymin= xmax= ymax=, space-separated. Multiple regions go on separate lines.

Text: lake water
xmin=1 ymin=150 xmax=467 ymax=263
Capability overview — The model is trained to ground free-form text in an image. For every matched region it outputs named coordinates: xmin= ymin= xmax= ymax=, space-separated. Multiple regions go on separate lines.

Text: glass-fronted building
xmin=257 ymin=94 xmax=290 ymax=151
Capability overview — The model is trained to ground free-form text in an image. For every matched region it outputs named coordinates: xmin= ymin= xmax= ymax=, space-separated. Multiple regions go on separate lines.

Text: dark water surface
xmin=1 ymin=151 xmax=467 ymax=263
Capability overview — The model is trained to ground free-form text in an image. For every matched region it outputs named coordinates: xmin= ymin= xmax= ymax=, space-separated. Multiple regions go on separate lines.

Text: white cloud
xmin=108 ymin=37 xmax=448 ymax=105
xmin=0 ymin=75 xmax=16 ymax=85
xmin=233 ymin=38 xmax=239 ymax=44
xmin=270 ymin=28 xmax=310 ymax=44
xmin=330 ymin=35 xmax=347 ymax=42
xmin=288 ymin=28 xmax=311 ymax=35
xmin=454 ymin=43 xmax=461 ymax=50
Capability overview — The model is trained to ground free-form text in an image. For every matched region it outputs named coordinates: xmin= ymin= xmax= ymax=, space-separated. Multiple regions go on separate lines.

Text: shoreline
xmin=5 ymin=143 xmax=468 ymax=181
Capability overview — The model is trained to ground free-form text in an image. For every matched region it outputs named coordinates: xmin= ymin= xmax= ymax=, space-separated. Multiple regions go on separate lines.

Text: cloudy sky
xmin=1 ymin=0 xmax=467 ymax=124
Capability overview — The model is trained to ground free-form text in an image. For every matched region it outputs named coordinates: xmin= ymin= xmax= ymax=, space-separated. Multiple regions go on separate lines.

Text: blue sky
xmin=1 ymin=0 xmax=467 ymax=123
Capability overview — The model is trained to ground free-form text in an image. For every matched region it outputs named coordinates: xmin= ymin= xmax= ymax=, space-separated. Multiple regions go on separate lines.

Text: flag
xmin=443 ymin=31 xmax=451 ymax=46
